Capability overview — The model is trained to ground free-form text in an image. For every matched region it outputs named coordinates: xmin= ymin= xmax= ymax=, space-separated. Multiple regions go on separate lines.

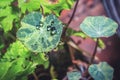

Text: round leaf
xmin=17 ymin=12 xmax=63 ymax=52
xmin=88 ymin=62 xmax=114 ymax=80
xmin=80 ymin=16 xmax=118 ymax=38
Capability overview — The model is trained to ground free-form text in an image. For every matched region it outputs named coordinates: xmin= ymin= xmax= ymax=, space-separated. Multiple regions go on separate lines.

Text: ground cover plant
xmin=0 ymin=0 xmax=119 ymax=80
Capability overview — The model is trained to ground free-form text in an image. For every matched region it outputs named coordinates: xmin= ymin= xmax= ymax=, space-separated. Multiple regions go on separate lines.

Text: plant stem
xmin=40 ymin=5 xmax=44 ymax=16
xmin=90 ymin=38 xmax=99 ymax=64
xmin=33 ymin=72 xmax=39 ymax=80
xmin=62 ymin=0 xmax=79 ymax=36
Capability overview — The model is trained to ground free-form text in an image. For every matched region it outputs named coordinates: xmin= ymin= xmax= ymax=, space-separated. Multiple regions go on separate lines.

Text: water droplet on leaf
xmin=47 ymin=26 xmax=51 ymax=31
xmin=51 ymin=30 xmax=57 ymax=35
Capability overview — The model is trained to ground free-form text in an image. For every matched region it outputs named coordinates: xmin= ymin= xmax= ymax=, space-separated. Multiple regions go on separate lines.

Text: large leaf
xmin=80 ymin=16 xmax=118 ymax=38
xmin=88 ymin=62 xmax=114 ymax=80
xmin=17 ymin=12 xmax=63 ymax=52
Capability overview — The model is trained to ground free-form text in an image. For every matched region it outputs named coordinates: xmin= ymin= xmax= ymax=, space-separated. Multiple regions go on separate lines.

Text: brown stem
xmin=62 ymin=0 xmax=79 ymax=37
xmin=40 ymin=5 xmax=44 ymax=16
xmin=33 ymin=72 xmax=39 ymax=80
xmin=90 ymin=38 xmax=99 ymax=64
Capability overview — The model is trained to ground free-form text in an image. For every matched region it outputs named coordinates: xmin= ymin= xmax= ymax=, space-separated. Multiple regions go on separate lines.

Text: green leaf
xmin=0 ymin=15 xmax=16 ymax=32
xmin=2 ymin=58 xmax=35 ymax=80
xmin=73 ymin=31 xmax=87 ymax=38
xmin=17 ymin=12 xmax=63 ymax=52
xmin=41 ymin=0 xmax=75 ymax=16
xmin=18 ymin=0 xmax=74 ymax=15
xmin=98 ymin=39 xmax=105 ymax=49
xmin=0 ymin=62 xmax=12 ymax=80
xmin=0 ymin=7 xmax=12 ymax=17
xmin=31 ymin=53 xmax=49 ymax=69
xmin=18 ymin=0 xmax=41 ymax=13
xmin=80 ymin=16 xmax=118 ymax=38
xmin=0 ymin=0 xmax=14 ymax=7
xmin=0 ymin=6 xmax=18 ymax=33
xmin=67 ymin=70 xmax=81 ymax=80
xmin=88 ymin=62 xmax=114 ymax=80
xmin=2 ymin=40 xmax=29 ymax=61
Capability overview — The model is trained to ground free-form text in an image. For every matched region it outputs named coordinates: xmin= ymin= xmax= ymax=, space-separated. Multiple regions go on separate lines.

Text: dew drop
xmin=51 ymin=30 xmax=57 ymax=35
xmin=47 ymin=26 xmax=51 ymax=31
xmin=36 ymin=25 xmax=40 ymax=30
xmin=39 ymin=21 xmax=43 ymax=27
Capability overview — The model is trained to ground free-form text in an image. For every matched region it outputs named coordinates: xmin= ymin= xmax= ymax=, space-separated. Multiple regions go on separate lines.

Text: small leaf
xmin=17 ymin=12 xmax=63 ymax=52
xmin=18 ymin=0 xmax=41 ymax=13
xmin=88 ymin=62 xmax=114 ymax=80
xmin=67 ymin=71 xmax=81 ymax=80
xmin=80 ymin=16 xmax=118 ymax=38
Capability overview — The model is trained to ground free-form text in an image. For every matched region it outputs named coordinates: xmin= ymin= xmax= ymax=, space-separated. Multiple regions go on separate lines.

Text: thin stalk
xmin=40 ymin=5 xmax=44 ymax=16
xmin=62 ymin=0 xmax=79 ymax=36
xmin=90 ymin=38 xmax=99 ymax=64
xmin=33 ymin=72 xmax=39 ymax=80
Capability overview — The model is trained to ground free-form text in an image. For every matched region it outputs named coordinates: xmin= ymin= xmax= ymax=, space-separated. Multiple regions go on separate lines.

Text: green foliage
xmin=0 ymin=6 xmax=18 ymax=32
xmin=88 ymin=62 xmax=114 ymax=80
xmin=18 ymin=0 xmax=75 ymax=16
xmin=0 ymin=0 xmax=14 ymax=7
xmin=0 ymin=0 xmax=74 ymax=32
xmin=0 ymin=62 xmax=12 ymax=80
xmin=0 ymin=41 xmax=49 ymax=80
xmin=98 ymin=39 xmax=105 ymax=49
xmin=72 ymin=31 xmax=87 ymax=38
xmin=39 ymin=0 xmax=75 ymax=16
xmin=18 ymin=0 xmax=41 ymax=13
xmin=80 ymin=16 xmax=118 ymax=38
xmin=17 ymin=12 xmax=63 ymax=52
xmin=67 ymin=70 xmax=81 ymax=80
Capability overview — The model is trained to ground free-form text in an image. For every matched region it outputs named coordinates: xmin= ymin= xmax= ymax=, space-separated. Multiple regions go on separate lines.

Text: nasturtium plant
xmin=88 ymin=62 xmax=114 ymax=80
xmin=17 ymin=12 xmax=63 ymax=52
xmin=80 ymin=16 xmax=118 ymax=38
xmin=67 ymin=71 xmax=81 ymax=80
